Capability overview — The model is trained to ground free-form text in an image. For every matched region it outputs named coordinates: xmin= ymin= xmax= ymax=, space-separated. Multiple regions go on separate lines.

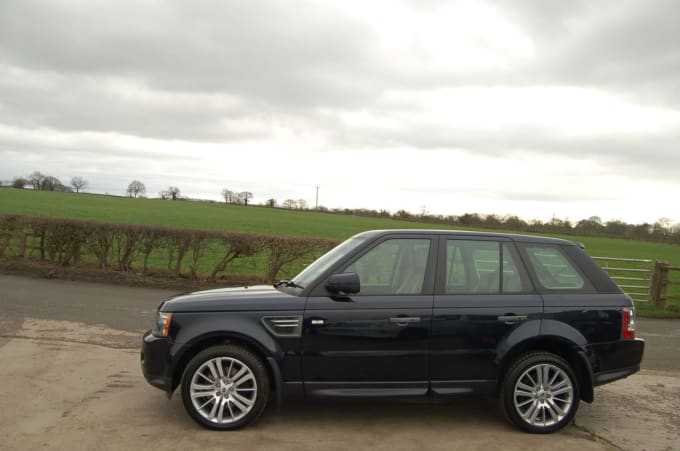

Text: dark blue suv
xmin=141 ymin=230 xmax=644 ymax=433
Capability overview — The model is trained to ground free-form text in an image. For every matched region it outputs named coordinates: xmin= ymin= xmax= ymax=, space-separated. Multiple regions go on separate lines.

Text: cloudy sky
xmin=1 ymin=0 xmax=679 ymax=224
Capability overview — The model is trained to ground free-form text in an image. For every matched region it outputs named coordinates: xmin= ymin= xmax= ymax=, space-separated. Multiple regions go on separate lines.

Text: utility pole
xmin=315 ymin=186 xmax=319 ymax=209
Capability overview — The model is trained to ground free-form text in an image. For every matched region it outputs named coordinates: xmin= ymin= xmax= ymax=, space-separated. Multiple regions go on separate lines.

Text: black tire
xmin=181 ymin=345 xmax=269 ymax=430
xmin=500 ymin=352 xmax=580 ymax=433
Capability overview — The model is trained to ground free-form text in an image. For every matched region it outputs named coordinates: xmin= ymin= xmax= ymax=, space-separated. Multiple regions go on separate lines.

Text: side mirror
xmin=326 ymin=273 xmax=360 ymax=295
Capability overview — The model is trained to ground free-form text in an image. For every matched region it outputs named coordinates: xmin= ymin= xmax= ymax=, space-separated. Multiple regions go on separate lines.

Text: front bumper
xmin=141 ymin=330 xmax=174 ymax=395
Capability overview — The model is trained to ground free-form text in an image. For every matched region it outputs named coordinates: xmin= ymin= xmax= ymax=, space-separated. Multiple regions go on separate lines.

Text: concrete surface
xmin=0 ymin=318 xmax=618 ymax=451
xmin=0 ymin=274 xmax=679 ymax=450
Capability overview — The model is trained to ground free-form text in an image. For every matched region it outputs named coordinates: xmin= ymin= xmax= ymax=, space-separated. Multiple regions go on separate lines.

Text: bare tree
xmin=238 ymin=191 xmax=253 ymax=206
xmin=159 ymin=190 xmax=171 ymax=200
xmin=282 ymin=199 xmax=298 ymax=209
xmin=12 ymin=177 xmax=28 ymax=189
xmin=70 ymin=176 xmax=88 ymax=193
xmin=167 ymin=186 xmax=181 ymax=200
xmin=297 ymin=199 xmax=308 ymax=210
xmin=127 ymin=180 xmax=146 ymax=198
xmin=42 ymin=176 xmax=71 ymax=192
xmin=28 ymin=171 xmax=46 ymax=190
xmin=221 ymin=189 xmax=235 ymax=204
xmin=266 ymin=198 xmax=277 ymax=207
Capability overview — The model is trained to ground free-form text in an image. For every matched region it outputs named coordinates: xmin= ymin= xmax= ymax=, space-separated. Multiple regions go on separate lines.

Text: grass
xmin=1 ymin=188 xmax=679 ymax=316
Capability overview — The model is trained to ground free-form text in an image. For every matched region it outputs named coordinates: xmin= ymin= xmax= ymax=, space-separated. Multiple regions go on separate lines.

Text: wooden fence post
xmin=650 ymin=260 xmax=670 ymax=308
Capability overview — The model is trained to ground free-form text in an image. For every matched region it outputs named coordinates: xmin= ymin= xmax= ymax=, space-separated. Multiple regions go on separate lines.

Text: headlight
xmin=156 ymin=311 xmax=173 ymax=337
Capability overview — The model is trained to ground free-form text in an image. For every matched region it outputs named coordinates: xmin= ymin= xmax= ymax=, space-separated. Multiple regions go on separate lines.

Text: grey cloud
xmin=0 ymin=68 xmax=272 ymax=141
xmin=323 ymin=113 xmax=680 ymax=183
xmin=0 ymin=0 xmax=381 ymax=108
xmin=499 ymin=0 xmax=680 ymax=104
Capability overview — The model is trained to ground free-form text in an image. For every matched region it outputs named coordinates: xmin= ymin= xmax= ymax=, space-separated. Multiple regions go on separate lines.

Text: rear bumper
xmin=590 ymin=338 xmax=645 ymax=386
xmin=141 ymin=330 xmax=174 ymax=395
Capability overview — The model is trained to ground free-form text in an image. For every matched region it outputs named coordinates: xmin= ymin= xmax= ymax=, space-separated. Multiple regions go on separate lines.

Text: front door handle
xmin=389 ymin=316 xmax=421 ymax=326
xmin=497 ymin=315 xmax=528 ymax=324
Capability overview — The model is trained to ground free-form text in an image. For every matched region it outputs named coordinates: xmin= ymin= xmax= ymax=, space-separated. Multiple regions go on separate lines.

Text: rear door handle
xmin=389 ymin=316 xmax=421 ymax=326
xmin=497 ymin=315 xmax=528 ymax=323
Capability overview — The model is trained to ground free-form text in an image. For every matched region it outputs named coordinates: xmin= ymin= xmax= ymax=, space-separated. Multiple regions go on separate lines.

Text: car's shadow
xmin=154 ymin=394 xmax=512 ymax=432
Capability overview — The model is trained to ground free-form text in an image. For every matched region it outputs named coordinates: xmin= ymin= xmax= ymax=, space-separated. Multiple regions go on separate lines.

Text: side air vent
xmin=261 ymin=316 xmax=303 ymax=337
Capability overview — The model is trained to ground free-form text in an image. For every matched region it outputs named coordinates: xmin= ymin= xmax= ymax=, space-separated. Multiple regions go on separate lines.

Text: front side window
xmin=445 ymin=240 xmax=524 ymax=294
xmin=525 ymin=246 xmax=585 ymax=290
xmin=344 ymin=238 xmax=430 ymax=295
xmin=293 ymin=237 xmax=366 ymax=288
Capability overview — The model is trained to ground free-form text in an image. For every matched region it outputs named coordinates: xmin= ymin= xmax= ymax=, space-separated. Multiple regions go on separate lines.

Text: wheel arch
xmin=170 ymin=331 xmax=280 ymax=397
xmin=497 ymin=336 xmax=594 ymax=403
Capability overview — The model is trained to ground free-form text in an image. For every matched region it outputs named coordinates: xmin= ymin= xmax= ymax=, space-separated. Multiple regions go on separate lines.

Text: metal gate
xmin=592 ymin=257 xmax=653 ymax=302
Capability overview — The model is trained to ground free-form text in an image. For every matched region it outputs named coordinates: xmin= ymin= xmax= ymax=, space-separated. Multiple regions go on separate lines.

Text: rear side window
xmin=525 ymin=246 xmax=585 ymax=290
xmin=445 ymin=240 xmax=525 ymax=294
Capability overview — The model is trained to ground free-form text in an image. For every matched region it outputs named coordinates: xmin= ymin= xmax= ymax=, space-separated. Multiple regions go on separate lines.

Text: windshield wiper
xmin=274 ymin=279 xmax=304 ymax=289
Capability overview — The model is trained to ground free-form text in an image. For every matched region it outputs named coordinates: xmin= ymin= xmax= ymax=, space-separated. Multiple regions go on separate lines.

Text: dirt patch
xmin=0 ymin=257 xmax=264 ymax=291
xmin=0 ymin=315 xmax=24 ymax=348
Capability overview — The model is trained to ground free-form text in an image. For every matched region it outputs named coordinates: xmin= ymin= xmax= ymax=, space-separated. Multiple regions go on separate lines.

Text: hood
xmin=160 ymin=285 xmax=304 ymax=313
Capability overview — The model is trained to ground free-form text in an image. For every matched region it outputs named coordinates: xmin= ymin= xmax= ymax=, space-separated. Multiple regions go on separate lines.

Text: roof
xmin=352 ymin=229 xmax=578 ymax=246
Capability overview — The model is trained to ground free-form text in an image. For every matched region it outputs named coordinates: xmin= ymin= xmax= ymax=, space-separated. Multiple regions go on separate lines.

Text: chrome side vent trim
xmin=261 ymin=316 xmax=303 ymax=337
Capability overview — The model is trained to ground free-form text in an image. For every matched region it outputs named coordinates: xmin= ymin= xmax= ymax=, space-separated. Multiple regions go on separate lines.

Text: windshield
xmin=292 ymin=237 xmax=366 ymax=288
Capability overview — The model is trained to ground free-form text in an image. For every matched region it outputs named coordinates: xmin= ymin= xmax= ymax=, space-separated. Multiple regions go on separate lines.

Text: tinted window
xmin=445 ymin=240 xmax=523 ymax=294
xmin=345 ymin=239 xmax=430 ymax=295
xmin=525 ymin=246 xmax=584 ymax=289
xmin=293 ymin=237 xmax=366 ymax=288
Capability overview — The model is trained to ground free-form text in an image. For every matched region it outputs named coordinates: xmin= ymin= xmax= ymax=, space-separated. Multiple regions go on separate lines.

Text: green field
xmin=1 ymin=188 xmax=679 ymax=316
xmin=1 ymin=188 xmax=678 ymax=262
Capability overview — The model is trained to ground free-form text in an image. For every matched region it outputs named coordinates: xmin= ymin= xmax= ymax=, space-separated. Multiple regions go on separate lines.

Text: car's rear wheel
xmin=181 ymin=345 xmax=269 ymax=430
xmin=501 ymin=352 xmax=580 ymax=433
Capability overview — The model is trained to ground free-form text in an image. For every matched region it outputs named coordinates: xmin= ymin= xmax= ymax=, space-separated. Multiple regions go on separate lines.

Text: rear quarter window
xmin=523 ymin=245 xmax=593 ymax=291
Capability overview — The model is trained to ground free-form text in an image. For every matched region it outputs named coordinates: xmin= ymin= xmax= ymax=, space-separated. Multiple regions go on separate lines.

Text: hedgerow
xmin=0 ymin=215 xmax=338 ymax=282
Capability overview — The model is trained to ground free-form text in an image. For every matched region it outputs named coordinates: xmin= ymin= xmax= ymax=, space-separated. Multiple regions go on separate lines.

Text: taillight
xmin=622 ymin=307 xmax=635 ymax=339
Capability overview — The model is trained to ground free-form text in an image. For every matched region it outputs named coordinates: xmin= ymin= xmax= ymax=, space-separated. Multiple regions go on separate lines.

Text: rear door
xmin=302 ymin=235 xmax=436 ymax=396
xmin=430 ymin=237 xmax=543 ymax=394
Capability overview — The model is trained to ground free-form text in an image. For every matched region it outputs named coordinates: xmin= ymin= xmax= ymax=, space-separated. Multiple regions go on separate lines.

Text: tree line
xmin=8 ymin=171 xmax=88 ymax=193
xmin=4 ymin=172 xmax=678 ymax=245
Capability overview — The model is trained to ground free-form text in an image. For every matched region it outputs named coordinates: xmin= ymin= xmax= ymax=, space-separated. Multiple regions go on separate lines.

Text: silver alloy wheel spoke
xmin=230 ymin=394 xmax=249 ymax=413
xmin=216 ymin=359 xmax=226 ymax=379
xmin=513 ymin=363 xmax=574 ymax=428
xmin=198 ymin=372 xmax=214 ymax=384
xmin=206 ymin=360 xmax=219 ymax=380
xmin=234 ymin=373 xmax=254 ymax=387
xmin=190 ymin=356 xmax=258 ymax=424
xmin=217 ymin=398 xmax=227 ymax=423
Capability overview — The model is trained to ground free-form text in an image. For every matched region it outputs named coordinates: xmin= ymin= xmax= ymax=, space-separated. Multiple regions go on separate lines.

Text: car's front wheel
xmin=181 ymin=345 xmax=269 ymax=430
xmin=501 ymin=352 xmax=580 ymax=433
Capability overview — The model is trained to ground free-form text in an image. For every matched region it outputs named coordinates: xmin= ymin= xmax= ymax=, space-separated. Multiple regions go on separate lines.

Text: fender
xmin=172 ymin=312 xmax=283 ymax=358
xmin=166 ymin=311 xmax=296 ymax=396
xmin=539 ymin=319 xmax=588 ymax=347
xmin=494 ymin=319 xmax=542 ymax=366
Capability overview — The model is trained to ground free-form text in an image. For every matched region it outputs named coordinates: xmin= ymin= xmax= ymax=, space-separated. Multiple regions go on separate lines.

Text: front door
xmin=302 ymin=236 xmax=435 ymax=397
